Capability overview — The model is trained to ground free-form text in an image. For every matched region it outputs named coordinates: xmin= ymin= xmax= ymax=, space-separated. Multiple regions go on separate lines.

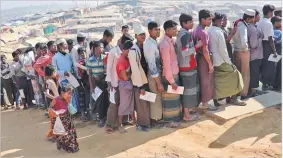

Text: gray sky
xmin=1 ymin=1 xmax=104 ymax=10
xmin=1 ymin=0 xmax=281 ymax=10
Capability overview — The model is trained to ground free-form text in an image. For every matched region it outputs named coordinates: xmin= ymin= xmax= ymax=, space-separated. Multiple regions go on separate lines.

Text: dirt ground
xmin=1 ymin=105 xmax=281 ymax=158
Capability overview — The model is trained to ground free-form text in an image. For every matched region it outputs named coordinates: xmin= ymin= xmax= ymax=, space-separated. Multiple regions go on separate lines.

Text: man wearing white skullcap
xmin=232 ymin=9 xmax=255 ymax=99
xmin=128 ymin=24 xmax=151 ymax=131
xmin=52 ymin=38 xmax=74 ymax=85
xmin=71 ymin=32 xmax=86 ymax=79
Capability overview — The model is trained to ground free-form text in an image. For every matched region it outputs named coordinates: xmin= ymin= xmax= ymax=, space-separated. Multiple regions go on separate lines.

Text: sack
xmin=53 ymin=116 xmax=67 ymax=135
xmin=68 ymin=102 xmax=77 ymax=115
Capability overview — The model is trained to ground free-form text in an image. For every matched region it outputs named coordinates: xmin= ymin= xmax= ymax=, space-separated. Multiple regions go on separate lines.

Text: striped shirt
xmin=86 ymin=55 xmax=105 ymax=77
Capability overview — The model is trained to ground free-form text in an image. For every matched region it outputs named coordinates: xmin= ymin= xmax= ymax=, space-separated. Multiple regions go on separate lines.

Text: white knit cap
xmin=244 ymin=9 xmax=256 ymax=16
xmin=56 ymin=38 xmax=67 ymax=45
xmin=77 ymin=32 xmax=86 ymax=38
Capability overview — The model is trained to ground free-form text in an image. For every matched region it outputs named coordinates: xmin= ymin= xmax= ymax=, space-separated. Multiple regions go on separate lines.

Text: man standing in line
xmin=71 ymin=32 xmax=86 ymax=78
xmin=232 ymin=9 xmax=255 ymax=99
xmin=117 ymin=25 xmax=129 ymax=46
xmin=271 ymin=16 xmax=282 ymax=91
xmin=128 ymin=25 xmax=150 ymax=131
xmin=221 ymin=14 xmax=237 ymax=62
xmin=247 ymin=10 xmax=264 ymax=96
xmin=192 ymin=9 xmax=217 ymax=111
xmin=100 ymin=29 xmax=114 ymax=53
xmin=159 ymin=20 xmax=182 ymax=127
xmin=208 ymin=12 xmax=245 ymax=106
xmin=105 ymin=35 xmax=133 ymax=133
xmin=257 ymin=4 xmax=278 ymax=91
xmin=176 ymin=13 xmax=203 ymax=121
xmin=143 ymin=21 xmax=164 ymax=127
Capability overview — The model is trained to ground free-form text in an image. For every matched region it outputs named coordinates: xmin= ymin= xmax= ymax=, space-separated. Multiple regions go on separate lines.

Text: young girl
xmin=45 ymin=65 xmax=60 ymax=140
xmin=50 ymin=83 xmax=79 ymax=153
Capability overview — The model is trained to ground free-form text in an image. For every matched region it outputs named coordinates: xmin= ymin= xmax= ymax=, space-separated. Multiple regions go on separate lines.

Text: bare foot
xmin=166 ymin=122 xmax=181 ymax=128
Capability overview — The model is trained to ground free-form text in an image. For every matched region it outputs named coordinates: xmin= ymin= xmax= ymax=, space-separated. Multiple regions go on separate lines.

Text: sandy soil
xmin=1 ymin=106 xmax=281 ymax=158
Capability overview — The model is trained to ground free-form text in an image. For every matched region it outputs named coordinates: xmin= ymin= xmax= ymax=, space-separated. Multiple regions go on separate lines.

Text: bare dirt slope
xmin=1 ymin=106 xmax=281 ymax=158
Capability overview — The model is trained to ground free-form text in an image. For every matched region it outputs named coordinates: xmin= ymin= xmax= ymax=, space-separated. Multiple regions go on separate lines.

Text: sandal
xmin=230 ymin=99 xmax=246 ymax=106
xmin=201 ymin=104 xmax=218 ymax=111
xmin=183 ymin=114 xmax=200 ymax=122
xmin=166 ymin=122 xmax=181 ymax=128
xmin=118 ymin=126 xmax=127 ymax=133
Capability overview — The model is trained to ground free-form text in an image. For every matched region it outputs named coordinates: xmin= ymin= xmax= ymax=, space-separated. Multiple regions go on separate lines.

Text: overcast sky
xmin=1 ymin=1 xmax=104 ymax=10
xmin=1 ymin=0 xmax=281 ymax=10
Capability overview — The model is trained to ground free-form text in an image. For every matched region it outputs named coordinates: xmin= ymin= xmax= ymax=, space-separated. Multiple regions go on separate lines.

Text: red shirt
xmin=116 ymin=55 xmax=130 ymax=81
xmin=34 ymin=51 xmax=55 ymax=77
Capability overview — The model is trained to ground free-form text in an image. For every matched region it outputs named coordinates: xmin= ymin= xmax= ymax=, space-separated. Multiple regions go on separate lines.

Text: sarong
xmin=214 ymin=63 xmax=244 ymax=99
xmin=161 ymin=75 xmax=181 ymax=122
xmin=179 ymin=69 xmax=200 ymax=108
xmin=90 ymin=80 xmax=109 ymax=120
xmin=148 ymin=75 xmax=162 ymax=120
xmin=196 ymin=53 xmax=215 ymax=103
xmin=106 ymin=86 xmax=119 ymax=127
xmin=118 ymin=80 xmax=134 ymax=116
xmin=52 ymin=113 xmax=79 ymax=152
xmin=260 ymin=41 xmax=276 ymax=85
xmin=249 ymin=59 xmax=262 ymax=88
xmin=134 ymin=86 xmax=150 ymax=126
xmin=234 ymin=51 xmax=250 ymax=96
xmin=1 ymin=78 xmax=14 ymax=105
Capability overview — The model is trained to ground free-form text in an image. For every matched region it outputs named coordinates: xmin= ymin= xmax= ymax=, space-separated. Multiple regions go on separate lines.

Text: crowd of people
xmin=1 ymin=4 xmax=281 ymax=153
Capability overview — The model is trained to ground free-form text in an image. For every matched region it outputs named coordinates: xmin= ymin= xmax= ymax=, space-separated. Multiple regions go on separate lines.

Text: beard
xmin=59 ymin=49 xmax=69 ymax=55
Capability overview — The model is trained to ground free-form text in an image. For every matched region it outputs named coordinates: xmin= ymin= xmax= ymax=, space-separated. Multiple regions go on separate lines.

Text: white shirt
xmin=19 ymin=51 xmax=35 ymax=78
xmin=105 ymin=46 xmax=122 ymax=88
xmin=143 ymin=37 xmax=162 ymax=78
xmin=207 ymin=26 xmax=232 ymax=67
xmin=71 ymin=43 xmax=82 ymax=78
xmin=257 ymin=18 xmax=274 ymax=41
xmin=128 ymin=43 xmax=148 ymax=87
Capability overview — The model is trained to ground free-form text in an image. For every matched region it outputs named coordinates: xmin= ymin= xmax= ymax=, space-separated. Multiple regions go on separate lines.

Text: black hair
xmin=39 ymin=43 xmax=47 ymax=50
xmin=77 ymin=47 xmax=86 ymax=54
xmin=199 ymin=9 xmax=211 ymax=22
xmin=163 ymin=20 xmax=178 ymax=30
xmin=243 ymin=13 xmax=255 ymax=20
xmin=103 ymin=29 xmax=114 ymax=38
xmin=35 ymin=42 xmax=41 ymax=50
xmin=93 ymin=40 xmax=102 ymax=49
xmin=179 ymin=13 xmax=193 ymax=27
xmin=89 ymin=41 xmax=94 ymax=50
xmin=47 ymin=41 xmax=55 ymax=48
xmin=60 ymin=83 xmax=73 ymax=93
xmin=148 ymin=21 xmax=159 ymax=30
xmin=77 ymin=37 xmax=85 ymax=43
xmin=123 ymin=40 xmax=133 ymax=50
xmin=212 ymin=12 xmax=223 ymax=23
xmin=122 ymin=25 xmax=129 ymax=30
xmin=254 ymin=9 xmax=260 ymax=16
xmin=67 ymin=39 xmax=74 ymax=46
xmin=45 ymin=64 xmax=55 ymax=77
xmin=271 ymin=16 xmax=282 ymax=25
xmin=121 ymin=34 xmax=134 ymax=45
xmin=275 ymin=10 xmax=282 ymax=16
xmin=12 ymin=51 xmax=19 ymax=58
xmin=262 ymin=4 xmax=275 ymax=16
xmin=222 ymin=14 xmax=227 ymax=18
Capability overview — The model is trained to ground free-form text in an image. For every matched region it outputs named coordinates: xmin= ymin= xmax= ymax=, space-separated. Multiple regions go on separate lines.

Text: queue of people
xmin=1 ymin=4 xmax=281 ymax=153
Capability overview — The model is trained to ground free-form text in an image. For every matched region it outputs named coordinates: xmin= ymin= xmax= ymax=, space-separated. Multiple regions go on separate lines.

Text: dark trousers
xmin=17 ymin=76 xmax=33 ymax=107
xmin=90 ymin=80 xmax=109 ymax=120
